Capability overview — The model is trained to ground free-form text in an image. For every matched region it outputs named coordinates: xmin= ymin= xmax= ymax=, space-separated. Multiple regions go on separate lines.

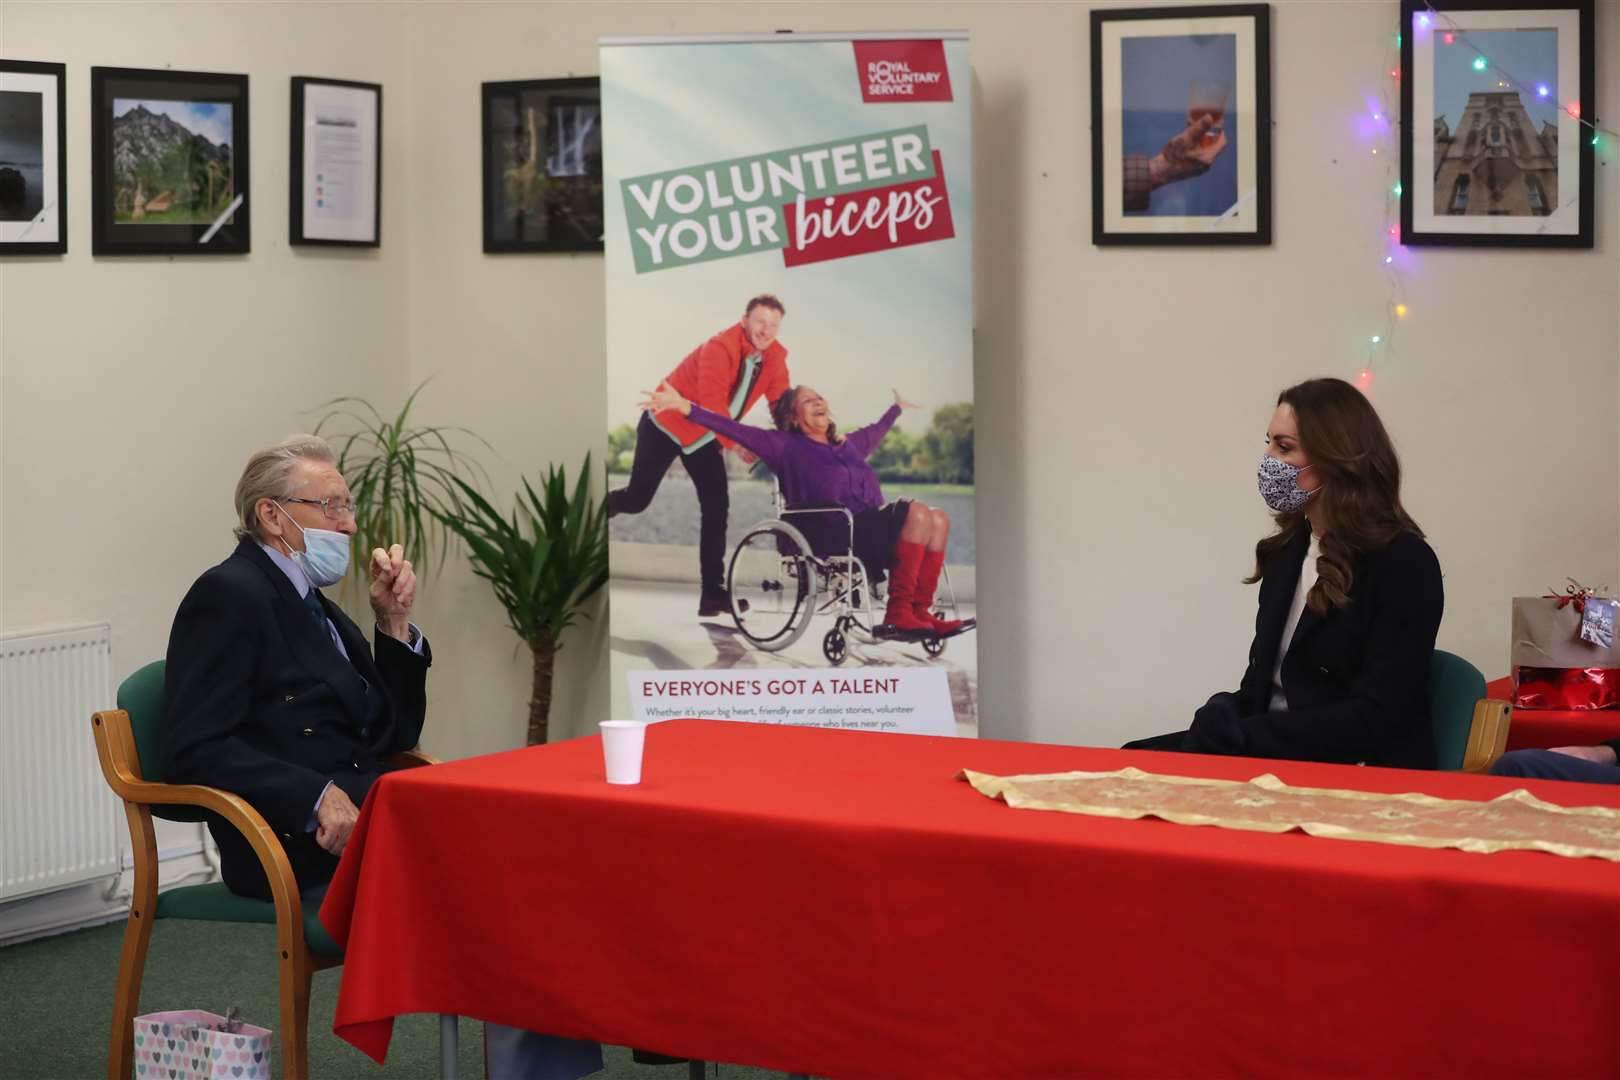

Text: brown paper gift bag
xmin=1510 ymin=595 xmax=1620 ymax=710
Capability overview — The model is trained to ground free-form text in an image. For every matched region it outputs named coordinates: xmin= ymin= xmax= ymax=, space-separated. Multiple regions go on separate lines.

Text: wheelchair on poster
xmin=726 ymin=476 xmax=969 ymax=665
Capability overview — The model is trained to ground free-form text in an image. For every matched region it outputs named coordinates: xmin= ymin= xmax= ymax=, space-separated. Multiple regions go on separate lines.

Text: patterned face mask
xmin=1257 ymin=454 xmax=1318 ymax=514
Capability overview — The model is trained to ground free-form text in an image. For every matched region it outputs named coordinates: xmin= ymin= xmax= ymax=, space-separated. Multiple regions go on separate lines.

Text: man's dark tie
xmin=302 ymin=589 xmax=329 ymax=633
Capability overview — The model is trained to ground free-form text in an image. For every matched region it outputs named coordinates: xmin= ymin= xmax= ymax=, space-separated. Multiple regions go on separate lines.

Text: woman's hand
xmin=893 ymin=388 xmax=921 ymax=410
xmin=1148 ymin=115 xmax=1227 ymax=189
xmin=640 ymin=380 xmax=691 ymax=417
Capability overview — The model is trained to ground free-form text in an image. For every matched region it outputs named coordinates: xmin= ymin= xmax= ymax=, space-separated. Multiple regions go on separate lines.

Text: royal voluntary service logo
xmin=852 ymin=41 xmax=953 ymax=103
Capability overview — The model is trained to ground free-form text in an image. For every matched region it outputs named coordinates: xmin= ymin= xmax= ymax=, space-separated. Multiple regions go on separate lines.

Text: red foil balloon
xmin=1512 ymin=667 xmax=1620 ymax=710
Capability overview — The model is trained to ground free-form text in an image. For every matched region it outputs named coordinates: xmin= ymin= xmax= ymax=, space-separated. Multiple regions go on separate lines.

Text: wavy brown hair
xmin=1246 ymin=378 xmax=1422 ymax=612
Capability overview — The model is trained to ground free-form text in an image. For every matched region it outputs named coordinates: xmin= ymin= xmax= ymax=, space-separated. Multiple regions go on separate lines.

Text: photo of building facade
xmin=1433 ymin=91 xmax=1557 ymax=216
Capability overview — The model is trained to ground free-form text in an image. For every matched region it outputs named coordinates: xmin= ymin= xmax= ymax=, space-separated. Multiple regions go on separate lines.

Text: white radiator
xmin=1 ymin=623 xmax=122 ymax=901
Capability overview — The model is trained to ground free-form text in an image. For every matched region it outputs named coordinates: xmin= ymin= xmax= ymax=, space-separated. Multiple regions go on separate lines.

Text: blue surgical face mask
xmin=276 ymin=503 xmax=351 ymax=587
xmin=1257 ymin=454 xmax=1319 ymax=515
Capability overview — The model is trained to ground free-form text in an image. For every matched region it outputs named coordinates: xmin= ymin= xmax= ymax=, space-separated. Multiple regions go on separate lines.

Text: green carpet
xmin=0 ymin=919 xmax=786 ymax=1080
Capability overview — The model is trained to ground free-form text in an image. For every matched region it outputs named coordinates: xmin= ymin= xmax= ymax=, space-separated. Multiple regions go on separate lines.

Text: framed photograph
xmin=290 ymin=77 xmax=381 ymax=246
xmin=91 ymin=67 xmax=249 ymax=256
xmin=0 ymin=59 xmax=67 ymax=255
xmin=1091 ymin=5 xmax=1272 ymax=245
xmin=481 ymin=77 xmax=603 ymax=253
xmin=1400 ymin=0 xmax=1595 ymax=247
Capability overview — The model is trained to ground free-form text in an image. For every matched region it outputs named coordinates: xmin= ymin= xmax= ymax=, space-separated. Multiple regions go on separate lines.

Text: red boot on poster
xmin=878 ymin=540 xmax=933 ymax=639
xmin=912 ymin=547 xmax=967 ymax=634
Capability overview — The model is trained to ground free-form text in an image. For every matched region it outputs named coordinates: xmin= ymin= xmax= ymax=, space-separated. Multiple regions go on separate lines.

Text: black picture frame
xmin=1399 ymin=0 xmax=1595 ymax=248
xmin=290 ymin=76 xmax=381 ymax=247
xmin=481 ymin=77 xmax=603 ymax=254
xmin=1090 ymin=4 xmax=1272 ymax=246
xmin=91 ymin=66 xmax=249 ymax=256
xmin=0 ymin=59 xmax=68 ymax=255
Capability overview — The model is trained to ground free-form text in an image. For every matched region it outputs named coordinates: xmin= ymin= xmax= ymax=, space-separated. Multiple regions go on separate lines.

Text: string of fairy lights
xmin=1354 ymin=2 xmax=1612 ymax=391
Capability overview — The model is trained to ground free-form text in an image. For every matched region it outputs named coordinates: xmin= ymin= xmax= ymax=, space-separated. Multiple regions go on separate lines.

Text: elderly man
xmin=166 ymin=434 xmax=602 ymax=1079
xmin=166 ymin=434 xmax=429 ymax=898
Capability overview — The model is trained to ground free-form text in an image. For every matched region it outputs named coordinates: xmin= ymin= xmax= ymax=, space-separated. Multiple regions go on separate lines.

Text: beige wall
xmin=3 ymin=1 xmax=1617 ymax=766
xmin=0 ymin=0 xmax=416 ymax=924
xmin=1 ymin=1 xmax=412 ymax=683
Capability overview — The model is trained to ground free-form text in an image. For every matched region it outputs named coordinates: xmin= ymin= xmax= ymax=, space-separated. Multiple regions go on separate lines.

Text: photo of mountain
xmin=110 ymin=98 xmax=234 ymax=225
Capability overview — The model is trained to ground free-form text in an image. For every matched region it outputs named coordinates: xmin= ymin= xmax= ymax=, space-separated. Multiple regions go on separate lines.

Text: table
xmin=320 ymin=720 xmax=1620 ymax=1080
xmin=1487 ymin=676 xmax=1620 ymax=751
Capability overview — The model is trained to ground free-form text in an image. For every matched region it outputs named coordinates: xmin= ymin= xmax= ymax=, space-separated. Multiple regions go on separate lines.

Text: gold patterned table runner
xmin=959 ymin=767 xmax=1620 ymax=861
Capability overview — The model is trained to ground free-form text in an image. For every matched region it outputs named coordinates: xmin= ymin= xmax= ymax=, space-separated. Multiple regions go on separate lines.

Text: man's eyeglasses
xmin=282 ymin=496 xmax=359 ymax=520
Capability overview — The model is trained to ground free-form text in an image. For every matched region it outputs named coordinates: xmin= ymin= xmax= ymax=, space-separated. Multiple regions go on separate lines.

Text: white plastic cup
xmin=600 ymin=721 xmax=647 ymax=785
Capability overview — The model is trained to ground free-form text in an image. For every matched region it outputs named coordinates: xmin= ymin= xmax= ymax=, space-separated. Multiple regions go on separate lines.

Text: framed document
xmin=0 ymin=58 xmax=67 ymax=255
xmin=1090 ymin=5 xmax=1272 ymax=246
xmin=290 ymin=76 xmax=381 ymax=246
xmin=91 ymin=66 xmax=250 ymax=256
xmin=1399 ymin=0 xmax=1595 ymax=248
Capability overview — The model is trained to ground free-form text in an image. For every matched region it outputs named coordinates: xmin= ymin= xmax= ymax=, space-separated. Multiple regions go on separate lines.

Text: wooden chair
xmin=91 ymin=660 xmax=436 ymax=1080
xmin=1429 ymin=650 xmax=1512 ymax=773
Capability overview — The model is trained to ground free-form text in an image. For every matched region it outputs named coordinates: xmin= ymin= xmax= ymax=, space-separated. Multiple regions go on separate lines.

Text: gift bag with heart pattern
xmin=132 ymin=1010 xmax=271 ymax=1080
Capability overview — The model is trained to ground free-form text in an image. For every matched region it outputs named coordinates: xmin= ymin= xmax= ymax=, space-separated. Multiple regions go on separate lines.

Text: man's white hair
xmin=233 ymin=434 xmax=337 ymax=541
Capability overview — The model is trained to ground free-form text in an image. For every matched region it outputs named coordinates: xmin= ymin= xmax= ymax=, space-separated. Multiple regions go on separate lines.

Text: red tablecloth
xmin=1488 ymin=676 xmax=1620 ymax=751
xmin=321 ymin=721 xmax=1620 ymax=1080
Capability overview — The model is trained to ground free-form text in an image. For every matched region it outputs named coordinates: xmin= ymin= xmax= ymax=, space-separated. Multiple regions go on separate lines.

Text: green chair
xmin=92 ymin=661 xmax=434 ymax=1080
xmin=1429 ymin=650 xmax=1512 ymax=772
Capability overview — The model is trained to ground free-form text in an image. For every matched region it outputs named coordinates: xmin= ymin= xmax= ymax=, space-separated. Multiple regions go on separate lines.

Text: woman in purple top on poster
xmin=641 ymin=380 xmax=968 ymax=639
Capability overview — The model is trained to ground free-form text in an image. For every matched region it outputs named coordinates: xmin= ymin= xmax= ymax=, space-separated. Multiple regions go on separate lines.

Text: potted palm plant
xmin=311 ymin=379 xmax=489 ymax=580
xmin=434 ymin=456 xmax=609 ymax=745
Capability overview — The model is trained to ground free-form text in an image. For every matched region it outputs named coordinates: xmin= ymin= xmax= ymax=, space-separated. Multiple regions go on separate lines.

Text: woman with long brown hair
xmin=1126 ymin=377 xmax=1444 ymax=767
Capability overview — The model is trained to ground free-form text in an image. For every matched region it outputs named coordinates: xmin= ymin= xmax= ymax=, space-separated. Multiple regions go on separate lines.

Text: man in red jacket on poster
xmin=609 ymin=294 xmax=791 ymax=617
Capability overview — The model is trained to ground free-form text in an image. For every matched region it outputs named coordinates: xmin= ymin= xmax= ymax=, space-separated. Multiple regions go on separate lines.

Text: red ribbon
xmin=1543 ymin=578 xmax=1609 ymax=616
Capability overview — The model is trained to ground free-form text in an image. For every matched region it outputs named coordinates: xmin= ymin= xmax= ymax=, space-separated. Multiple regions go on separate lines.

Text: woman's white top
xmin=1269 ymin=532 xmax=1321 ymax=712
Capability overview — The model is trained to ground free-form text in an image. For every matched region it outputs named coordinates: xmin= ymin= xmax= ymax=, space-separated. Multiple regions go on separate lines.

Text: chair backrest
xmin=1429 ymin=649 xmax=1486 ymax=770
xmin=116 ymin=660 xmax=169 ymax=784
xmin=113 ymin=659 xmax=210 ymax=823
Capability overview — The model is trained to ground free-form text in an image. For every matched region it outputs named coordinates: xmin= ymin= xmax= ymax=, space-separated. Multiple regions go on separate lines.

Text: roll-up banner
xmin=601 ymin=32 xmax=976 ymax=737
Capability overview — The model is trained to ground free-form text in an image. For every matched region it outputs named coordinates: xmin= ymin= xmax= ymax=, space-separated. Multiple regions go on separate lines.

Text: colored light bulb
xmin=1473 ymin=56 xmax=1487 ymax=71
xmin=1418 ymin=14 xmax=1430 ymax=26
xmin=1383 ymin=256 xmax=1393 ymax=265
xmin=1537 ymin=84 xmax=1550 ymax=97
xmin=1443 ymin=33 xmax=1455 ymax=45
xmin=1393 ymin=182 xmax=1403 ymax=196
xmin=1395 ymin=304 xmax=1408 ymax=317
xmin=1567 ymin=102 xmax=1581 ymax=119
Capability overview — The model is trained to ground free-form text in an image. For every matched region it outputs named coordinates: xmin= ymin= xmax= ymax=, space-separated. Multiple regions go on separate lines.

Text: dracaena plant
xmin=433 ymin=456 xmax=609 ymax=745
xmin=311 ymin=379 xmax=489 ymax=584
